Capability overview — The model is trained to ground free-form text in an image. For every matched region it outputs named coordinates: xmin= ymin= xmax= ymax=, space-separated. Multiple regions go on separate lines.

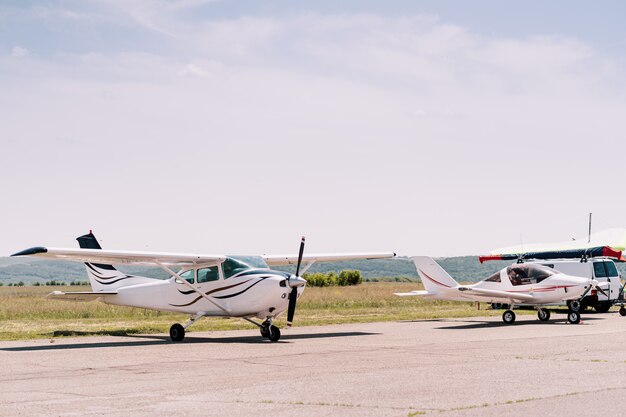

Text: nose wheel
xmin=537 ymin=309 xmax=551 ymax=321
xmin=567 ymin=311 xmax=581 ymax=324
xmin=258 ymin=319 xmax=281 ymax=342
xmin=502 ymin=310 xmax=516 ymax=324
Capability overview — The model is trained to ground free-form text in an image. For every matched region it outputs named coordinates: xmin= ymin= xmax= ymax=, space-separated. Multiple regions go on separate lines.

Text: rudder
xmin=411 ymin=256 xmax=459 ymax=293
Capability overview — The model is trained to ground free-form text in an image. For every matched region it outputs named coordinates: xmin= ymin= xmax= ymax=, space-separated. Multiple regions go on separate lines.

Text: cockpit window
xmin=197 ymin=266 xmax=220 ymax=283
xmin=507 ymin=264 xmax=556 ymax=286
xmin=178 ymin=269 xmax=195 ymax=284
xmin=484 ymin=271 xmax=501 ymax=282
xmin=222 ymin=257 xmax=253 ymax=279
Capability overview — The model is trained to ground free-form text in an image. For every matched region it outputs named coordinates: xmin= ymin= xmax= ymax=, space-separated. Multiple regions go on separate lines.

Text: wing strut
xmin=155 ymin=262 xmax=231 ymax=315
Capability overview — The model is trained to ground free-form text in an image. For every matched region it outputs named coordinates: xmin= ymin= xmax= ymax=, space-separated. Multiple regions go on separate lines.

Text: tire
xmin=169 ymin=323 xmax=185 ymax=342
xmin=502 ymin=310 xmax=516 ymax=324
xmin=567 ymin=300 xmax=582 ymax=313
xmin=260 ymin=325 xmax=269 ymax=338
xmin=594 ymin=302 xmax=611 ymax=314
xmin=567 ymin=311 xmax=581 ymax=324
xmin=619 ymin=307 xmax=626 ymax=317
xmin=538 ymin=310 xmax=551 ymax=321
xmin=267 ymin=325 xmax=281 ymax=342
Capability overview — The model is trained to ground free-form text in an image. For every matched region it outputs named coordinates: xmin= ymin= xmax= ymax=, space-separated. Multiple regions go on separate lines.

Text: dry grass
xmin=0 ymin=283 xmax=524 ymax=340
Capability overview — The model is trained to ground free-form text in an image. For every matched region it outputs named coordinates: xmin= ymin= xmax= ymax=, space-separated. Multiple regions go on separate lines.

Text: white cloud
xmin=1 ymin=10 xmax=626 ymax=255
xmin=178 ymin=63 xmax=209 ymax=77
xmin=11 ymin=46 xmax=29 ymax=57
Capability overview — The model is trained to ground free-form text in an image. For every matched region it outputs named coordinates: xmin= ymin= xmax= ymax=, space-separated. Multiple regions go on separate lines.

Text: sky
xmin=1 ymin=0 xmax=626 ymax=257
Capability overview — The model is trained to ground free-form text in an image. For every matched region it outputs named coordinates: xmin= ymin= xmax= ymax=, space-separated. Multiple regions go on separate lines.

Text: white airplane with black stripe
xmin=12 ymin=232 xmax=395 ymax=342
xmin=396 ymin=256 xmax=610 ymax=325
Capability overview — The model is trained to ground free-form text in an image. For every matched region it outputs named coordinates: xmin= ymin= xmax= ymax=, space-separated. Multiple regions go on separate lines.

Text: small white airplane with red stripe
xmin=395 ymin=256 xmax=607 ymax=324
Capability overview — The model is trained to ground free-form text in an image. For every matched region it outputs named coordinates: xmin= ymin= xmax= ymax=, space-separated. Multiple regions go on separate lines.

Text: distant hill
xmin=2 ymin=255 xmax=625 ymax=285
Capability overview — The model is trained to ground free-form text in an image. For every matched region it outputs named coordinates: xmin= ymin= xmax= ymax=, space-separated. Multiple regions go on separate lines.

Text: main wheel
xmin=567 ymin=311 xmax=581 ymax=324
xmin=538 ymin=310 xmax=551 ymax=321
xmin=619 ymin=307 xmax=626 ymax=317
xmin=502 ymin=310 xmax=516 ymax=324
xmin=169 ymin=323 xmax=185 ymax=342
xmin=594 ymin=302 xmax=611 ymax=314
xmin=567 ymin=300 xmax=582 ymax=312
xmin=267 ymin=325 xmax=281 ymax=342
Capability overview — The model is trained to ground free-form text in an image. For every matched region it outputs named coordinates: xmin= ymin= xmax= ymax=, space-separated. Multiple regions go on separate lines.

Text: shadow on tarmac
xmin=432 ymin=316 xmax=605 ymax=330
xmin=0 ymin=331 xmax=378 ymax=352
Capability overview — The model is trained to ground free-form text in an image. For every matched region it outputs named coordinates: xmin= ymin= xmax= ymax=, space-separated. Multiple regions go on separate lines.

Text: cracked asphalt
xmin=1 ymin=312 xmax=625 ymax=416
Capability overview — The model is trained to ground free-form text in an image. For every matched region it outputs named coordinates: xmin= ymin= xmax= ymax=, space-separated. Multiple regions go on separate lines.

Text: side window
xmin=197 ymin=266 xmax=220 ymax=283
xmin=485 ymin=271 xmax=501 ymax=282
xmin=604 ymin=261 xmax=618 ymax=277
xmin=593 ymin=262 xmax=607 ymax=278
xmin=175 ymin=270 xmax=195 ymax=284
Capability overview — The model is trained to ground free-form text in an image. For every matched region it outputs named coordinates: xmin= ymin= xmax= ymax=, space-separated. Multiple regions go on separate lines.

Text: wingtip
xmin=11 ymin=246 xmax=48 ymax=257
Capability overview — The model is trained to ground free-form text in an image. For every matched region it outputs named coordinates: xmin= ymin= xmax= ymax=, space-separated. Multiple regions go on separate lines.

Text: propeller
xmin=286 ymin=236 xmax=307 ymax=327
xmin=580 ymin=279 xmax=608 ymax=299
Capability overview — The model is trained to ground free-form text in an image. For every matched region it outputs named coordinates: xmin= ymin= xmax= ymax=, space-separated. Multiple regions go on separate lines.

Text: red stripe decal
xmin=419 ymin=269 xmax=452 ymax=288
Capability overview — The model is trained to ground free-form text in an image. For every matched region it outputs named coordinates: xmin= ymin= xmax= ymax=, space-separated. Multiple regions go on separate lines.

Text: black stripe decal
xmin=94 ymin=276 xmax=134 ymax=285
xmin=170 ymin=279 xmax=254 ymax=307
xmin=213 ymin=277 xmax=269 ymax=299
xmin=86 ymin=263 xmax=122 ymax=280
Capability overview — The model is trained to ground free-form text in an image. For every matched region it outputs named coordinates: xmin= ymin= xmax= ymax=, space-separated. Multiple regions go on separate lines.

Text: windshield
xmin=222 ymin=257 xmax=266 ymax=279
xmin=507 ymin=264 xmax=557 ymax=286
xmin=226 ymin=256 xmax=268 ymax=269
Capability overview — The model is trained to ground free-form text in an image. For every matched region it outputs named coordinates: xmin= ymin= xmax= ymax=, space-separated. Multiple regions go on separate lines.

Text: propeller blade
xmin=288 ymin=236 xmax=306 ymax=327
xmin=579 ymin=285 xmax=592 ymax=299
xmin=295 ymin=236 xmax=305 ymax=277
xmin=287 ymin=287 xmax=297 ymax=327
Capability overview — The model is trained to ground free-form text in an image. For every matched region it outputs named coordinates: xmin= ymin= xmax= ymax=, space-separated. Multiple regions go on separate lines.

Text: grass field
xmin=0 ymin=283 xmax=535 ymax=341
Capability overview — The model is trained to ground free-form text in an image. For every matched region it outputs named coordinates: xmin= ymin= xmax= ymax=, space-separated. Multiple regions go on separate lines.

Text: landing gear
xmin=619 ymin=307 xmax=626 ymax=317
xmin=169 ymin=323 xmax=185 ymax=342
xmin=567 ymin=310 xmax=581 ymax=324
xmin=267 ymin=325 xmax=281 ymax=342
xmin=537 ymin=309 xmax=551 ymax=321
xmin=567 ymin=300 xmax=585 ymax=313
xmin=502 ymin=310 xmax=516 ymax=324
xmin=258 ymin=319 xmax=281 ymax=342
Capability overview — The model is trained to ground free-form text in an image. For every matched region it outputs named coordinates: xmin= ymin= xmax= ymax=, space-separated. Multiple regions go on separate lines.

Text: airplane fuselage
xmin=102 ymin=269 xmax=304 ymax=319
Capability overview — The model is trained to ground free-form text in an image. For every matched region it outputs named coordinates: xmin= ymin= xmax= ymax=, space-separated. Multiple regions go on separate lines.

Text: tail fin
xmin=77 ymin=232 xmax=135 ymax=292
xmin=412 ymin=256 xmax=459 ymax=293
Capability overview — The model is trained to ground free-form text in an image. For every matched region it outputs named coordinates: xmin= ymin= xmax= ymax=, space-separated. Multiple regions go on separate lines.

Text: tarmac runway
xmin=2 ymin=312 xmax=626 ymax=417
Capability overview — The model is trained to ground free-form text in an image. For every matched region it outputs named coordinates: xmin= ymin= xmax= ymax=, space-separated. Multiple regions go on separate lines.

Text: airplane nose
xmin=288 ymin=275 xmax=307 ymax=288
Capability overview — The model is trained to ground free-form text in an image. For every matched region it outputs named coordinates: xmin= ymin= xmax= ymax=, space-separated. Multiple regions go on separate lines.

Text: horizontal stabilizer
xmin=394 ymin=290 xmax=430 ymax=297
xmin=47 ymin=291 xmax=117 ymax=302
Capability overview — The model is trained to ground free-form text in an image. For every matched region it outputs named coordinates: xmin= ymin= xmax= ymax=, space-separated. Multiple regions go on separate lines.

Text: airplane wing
xmin=488 ymin=228 xmax=626 ymax=256
xmin=11 ymin=247 xmax=225 ymax=266
xmin=47 ymin=291 xmax=118 ymax=302
xmin=263 ymin=252 xmax=395 ymax=266
xmin=394 ymin=290 xmax=430 ymax=297
xmin=458 ymin=287 xmax=535 ymax=302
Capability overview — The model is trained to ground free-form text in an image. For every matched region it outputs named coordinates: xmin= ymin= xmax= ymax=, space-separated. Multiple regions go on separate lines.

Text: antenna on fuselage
xmin=588 ymin=212 xmax=593 ymax=243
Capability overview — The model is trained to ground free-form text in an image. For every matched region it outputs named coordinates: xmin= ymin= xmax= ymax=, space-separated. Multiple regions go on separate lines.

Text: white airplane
xmin=395 ymin=256 xmax=609 ymax=324
xmin=12 ymin=232 xmax=395 ymax=342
